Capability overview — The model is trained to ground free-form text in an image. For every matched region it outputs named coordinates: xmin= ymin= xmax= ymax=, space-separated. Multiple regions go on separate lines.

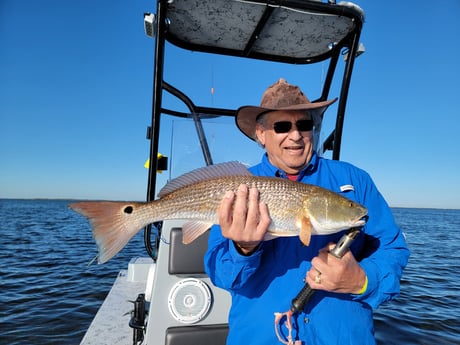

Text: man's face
xmin=255 ymin=110 xmax=313 ymax=174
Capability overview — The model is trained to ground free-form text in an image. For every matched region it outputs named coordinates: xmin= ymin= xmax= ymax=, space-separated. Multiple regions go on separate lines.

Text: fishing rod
xmin=290 ymin=228 xmax=361 ymax=313
xmin=275 ymin=228 xmax=361 ymax=345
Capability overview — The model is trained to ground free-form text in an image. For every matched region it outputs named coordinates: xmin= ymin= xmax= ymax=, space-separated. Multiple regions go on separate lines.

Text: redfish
xmin=70 ymin=162 xmax=367 ymax=263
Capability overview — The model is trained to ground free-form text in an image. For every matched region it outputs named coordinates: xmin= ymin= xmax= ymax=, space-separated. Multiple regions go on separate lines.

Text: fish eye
xmin=124 ymin=206 xmax=134 ymax=214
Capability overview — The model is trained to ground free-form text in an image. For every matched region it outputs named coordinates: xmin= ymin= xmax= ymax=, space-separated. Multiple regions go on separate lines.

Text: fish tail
xmin=69 ymin=201 xmax=149 ymax=264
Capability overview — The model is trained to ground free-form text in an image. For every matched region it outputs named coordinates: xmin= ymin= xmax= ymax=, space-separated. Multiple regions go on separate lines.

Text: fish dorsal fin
xmin=158 ymin=161 xmax=252 ymax=198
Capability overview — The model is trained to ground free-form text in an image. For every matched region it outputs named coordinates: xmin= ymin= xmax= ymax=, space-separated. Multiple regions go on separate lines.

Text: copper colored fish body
xmin=70 ymin=162 xmax=367 ymax=263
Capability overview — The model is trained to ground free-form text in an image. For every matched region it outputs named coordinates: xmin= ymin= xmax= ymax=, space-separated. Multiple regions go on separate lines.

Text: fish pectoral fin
xmin=299 ymin=216 xmax=312 ymax=246
xmin=182 ymin=221 xmax=214 ymax=244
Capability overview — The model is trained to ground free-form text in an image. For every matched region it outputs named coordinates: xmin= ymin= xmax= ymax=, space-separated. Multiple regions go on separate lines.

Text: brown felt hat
xmin=235 ymin=78 xmax=337 ymax=140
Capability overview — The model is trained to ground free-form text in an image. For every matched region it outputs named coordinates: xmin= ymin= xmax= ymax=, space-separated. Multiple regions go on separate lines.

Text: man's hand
xmin=306 ymin=243 xmax=366 ymax=294
xmin=218 ymin=184 xmax=271 ymax=255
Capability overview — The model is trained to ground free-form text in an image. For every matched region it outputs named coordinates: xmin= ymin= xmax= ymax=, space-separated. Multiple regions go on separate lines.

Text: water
xmin=1 ymin=200 xmax=459 ymax=344
xmin=374 ymin=208 xmax=460 ymax=344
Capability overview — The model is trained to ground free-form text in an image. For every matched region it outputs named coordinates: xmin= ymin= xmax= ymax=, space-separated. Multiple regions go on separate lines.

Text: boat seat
xmin=169 ymin=227 xmax=209 ymax=275
xmin=165 ymin=324 xmax=229 ymax=345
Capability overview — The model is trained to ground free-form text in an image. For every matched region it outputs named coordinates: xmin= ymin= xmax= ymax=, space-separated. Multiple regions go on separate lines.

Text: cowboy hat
xmin=235 ymin=78 xmax=337 ymax=140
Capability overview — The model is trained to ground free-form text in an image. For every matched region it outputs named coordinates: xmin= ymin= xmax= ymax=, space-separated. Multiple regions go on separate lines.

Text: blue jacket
xmin=204 ymin=153 xmax=410 ymax=345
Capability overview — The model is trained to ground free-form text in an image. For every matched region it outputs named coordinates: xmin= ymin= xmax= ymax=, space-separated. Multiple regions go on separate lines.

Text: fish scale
xmin=151 ymin=175 xmax=307 ymax=230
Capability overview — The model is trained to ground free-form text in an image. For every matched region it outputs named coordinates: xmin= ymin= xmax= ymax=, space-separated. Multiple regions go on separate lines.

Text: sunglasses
xmin=272 ymin=119 xmax=314 ymax=133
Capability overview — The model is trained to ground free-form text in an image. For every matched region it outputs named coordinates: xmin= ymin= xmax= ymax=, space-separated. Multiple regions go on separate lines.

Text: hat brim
xmin=235 ymin=98 xmax=337 ymax=141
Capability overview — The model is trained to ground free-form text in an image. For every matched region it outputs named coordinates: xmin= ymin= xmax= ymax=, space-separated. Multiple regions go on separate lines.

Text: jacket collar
xmin=260 ymin=152 xmax=319 ymax=180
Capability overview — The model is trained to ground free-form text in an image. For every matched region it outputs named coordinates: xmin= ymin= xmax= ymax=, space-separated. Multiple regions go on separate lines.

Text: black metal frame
xmin=146 ymin=0 xmax=364 ymax=203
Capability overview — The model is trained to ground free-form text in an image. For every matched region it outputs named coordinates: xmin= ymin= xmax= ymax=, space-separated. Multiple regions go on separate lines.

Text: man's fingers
xmin=257 ymin=201 xmax=271 ymax=234
xmin=219 ymin=185 xmax=269 ymax=246
xmin=218 ymin=190 xmax=235 ymax=229
xmin=246 ymin=187 xmax=260 ymax=228
xmin=232 ymin=184 xmax=249 ymax=229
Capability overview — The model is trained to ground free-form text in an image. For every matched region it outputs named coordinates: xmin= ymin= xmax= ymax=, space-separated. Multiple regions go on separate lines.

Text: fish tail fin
xmin=69 ymin=201 xmax=148 ymax=264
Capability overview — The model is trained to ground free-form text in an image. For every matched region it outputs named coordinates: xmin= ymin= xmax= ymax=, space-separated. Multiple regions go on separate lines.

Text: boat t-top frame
xmin=145 ymin=0 xmax=364 ymax=205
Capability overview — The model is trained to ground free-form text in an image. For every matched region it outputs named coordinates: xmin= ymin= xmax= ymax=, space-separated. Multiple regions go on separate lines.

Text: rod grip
xmin=290 ymin=283 xmax=315 ymax=313
xmin=290 ymin=229 xmax=361 ymax=313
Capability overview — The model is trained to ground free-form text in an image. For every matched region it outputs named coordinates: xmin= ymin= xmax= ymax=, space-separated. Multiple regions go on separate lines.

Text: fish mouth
xmin=309 ymin=213 xmax=368 ymax=235
xmin=352 ymin=214 xmax=368 ymax=228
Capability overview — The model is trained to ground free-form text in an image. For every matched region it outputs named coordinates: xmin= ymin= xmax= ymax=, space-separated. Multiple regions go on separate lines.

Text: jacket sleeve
xmin=352 ymin=172 xmax=410 ymax=309
xmin=204 ymin=224 xmax=263 ymax=292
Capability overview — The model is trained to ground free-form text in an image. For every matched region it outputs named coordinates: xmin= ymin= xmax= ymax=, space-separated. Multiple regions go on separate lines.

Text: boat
xmin=79 ymin=1 xmax=365 ymax=344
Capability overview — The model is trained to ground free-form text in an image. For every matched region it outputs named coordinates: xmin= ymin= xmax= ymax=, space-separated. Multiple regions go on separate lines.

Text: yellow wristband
xmin=357 ymin=275 xmax=368 ymax=295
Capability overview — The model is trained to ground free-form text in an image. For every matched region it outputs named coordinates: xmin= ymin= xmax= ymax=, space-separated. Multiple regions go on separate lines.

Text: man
xmin=204 ymin=78 xmax=409 ymax=345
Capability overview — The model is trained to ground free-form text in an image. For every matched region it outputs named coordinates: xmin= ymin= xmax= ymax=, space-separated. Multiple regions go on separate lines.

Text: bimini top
xmin=163 ymin=0 xmax=365 ymax=64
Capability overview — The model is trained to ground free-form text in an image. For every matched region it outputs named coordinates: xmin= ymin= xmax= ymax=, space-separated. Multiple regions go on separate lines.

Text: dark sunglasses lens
xmin=296 ymin=120 xmax=313 ymax=131
xmin=273 ymin=120 xmax=313 ymax=133
xmin=273 ymin=121 xmax=291 ymax=133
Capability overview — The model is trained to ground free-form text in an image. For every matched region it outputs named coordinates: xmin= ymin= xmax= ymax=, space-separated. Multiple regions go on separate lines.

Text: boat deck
xmin=80 ymin=258 xmax=154 ymax=345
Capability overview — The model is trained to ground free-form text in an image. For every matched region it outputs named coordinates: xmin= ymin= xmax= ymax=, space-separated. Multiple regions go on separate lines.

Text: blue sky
xmin=1 ymin=0 xmax=459 ymax=209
